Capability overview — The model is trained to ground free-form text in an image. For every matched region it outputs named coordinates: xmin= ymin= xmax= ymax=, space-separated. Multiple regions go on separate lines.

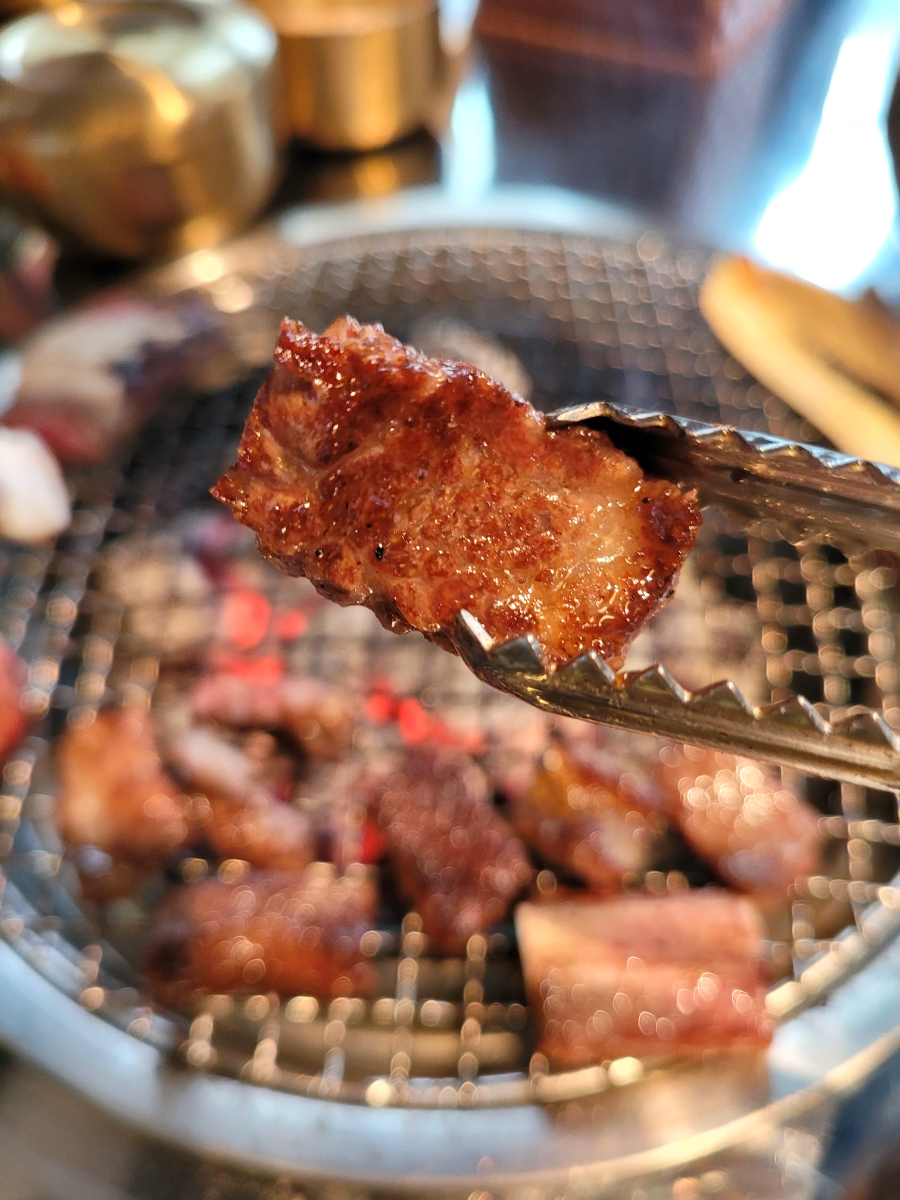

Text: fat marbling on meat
xmin=213 ymin=317 xmax=701 ymax=669
xmin=516 ymin=891 xmax=772 ymax=1068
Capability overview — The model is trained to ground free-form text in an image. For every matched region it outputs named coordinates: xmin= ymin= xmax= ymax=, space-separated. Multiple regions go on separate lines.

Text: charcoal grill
xmin=3 ymin=197 xmax=900 ymax=1197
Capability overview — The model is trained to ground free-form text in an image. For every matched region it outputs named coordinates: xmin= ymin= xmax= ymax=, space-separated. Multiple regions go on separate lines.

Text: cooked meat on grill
xmin=146 ymin=864 xmax=378 ymax=1007
xmin=56 ymin=708 xmax=193 ymax=869
xmin=657 ymin=745 xmax=822 ymax=906
xmin=371 ymin=746 xmax=533 ymax=953
xmin=0 ymin=637 xmax=27 ymax=764
xmin=507 ymin=740 xmax=666 ymax=891
xmin=212 ymin=317 xmax=701 ymax=669
xmin=190 ymin=671 xmax=353 ymax=761
xmin=7 ymin=296 xmax=217 ymax=464
xmin=67 ymin=850 xmax=156 ymax=905
xmin=516 ymin=892 xmax=772 ymax=1068
xmin=167 ymin=726 xmax=314 ymax=872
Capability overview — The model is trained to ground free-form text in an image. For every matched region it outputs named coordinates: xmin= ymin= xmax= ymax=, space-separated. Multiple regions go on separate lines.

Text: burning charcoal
xmin=56 ymin=708 xmax=193 ymax=875
xmin=657 ymin=745 xmax=822 ymax=906
xmin=508 ymin=741 xmax=667 ymax=892
xmin=516 ymin=892 xmax=773 ymax=1068
xmin=372 ymin=746 xmax=532 ymax=953
xmin=190 ymin=671 xmax=353 ymax=761
xmin=168 ymin=726 xmax=314 ymax=872
xmin=146 ymin=863 xmax=378 ymax=1006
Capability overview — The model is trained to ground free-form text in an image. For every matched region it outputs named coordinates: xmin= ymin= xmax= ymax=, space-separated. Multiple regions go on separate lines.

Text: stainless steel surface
xmin=0 ymin=0 xmax=280 ymax=259
xmin=6 ymin=212 xmax=900 ymax=1194
xmin=551 ymin=403 xmax=900 ymax=556
xmin=453 ymin=400 xmax=900 ymax=791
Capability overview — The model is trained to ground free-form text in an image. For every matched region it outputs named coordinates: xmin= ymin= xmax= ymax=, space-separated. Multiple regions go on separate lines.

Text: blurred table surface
xmin=268 ymin=0 xmax=900 ymax=303
xmin=32 ymin=0 xmax=900 ymax=308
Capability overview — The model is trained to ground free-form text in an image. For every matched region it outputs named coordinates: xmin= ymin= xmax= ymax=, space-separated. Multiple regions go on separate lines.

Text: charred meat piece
xmin=146 ymin=864 xmax=378 ymax=1006
xmin=168 ymin=727 xmax=314 ymax=872
xmin=0 ymin=637 xmax=27 ymax=763
xmin=213 ymin=317 xmax=701 ymax=669
xmin=56 ymin=708 xmax=193 ymax=868
xmin=372 ymin=746 xmax=532 ymax=953
xmin=508 ymin=741 xmax=666 ymax=891
xmin=7 ymin=296 xmax=217 ymax=464
xmin=516 ymin=893 xmax=772 ymax=1068
xmin=190 ymin=671 xmax=353 ymax=761
xmin=657 ymin=745 xmax=822 ymax=906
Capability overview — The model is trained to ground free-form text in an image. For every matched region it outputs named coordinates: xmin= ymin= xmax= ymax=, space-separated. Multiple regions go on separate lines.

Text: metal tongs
xmin=452 ymin=403 xmax=900 ymax=791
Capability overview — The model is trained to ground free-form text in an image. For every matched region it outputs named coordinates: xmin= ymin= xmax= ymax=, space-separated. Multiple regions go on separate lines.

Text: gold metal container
xmin=0 ymin=0 xmax=281 ymax=259
xmin=252 ymin=0 xmax=443 ymax=151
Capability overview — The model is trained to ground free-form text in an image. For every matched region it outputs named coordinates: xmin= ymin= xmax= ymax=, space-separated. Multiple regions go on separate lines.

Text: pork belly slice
xmin=508 ymin=741 xmax=666 ymax=891
xmin=190 ymin=671 xmax=353 ymax=761
xmin=168 ymin=726 xmax=314 ymax=872
xmin=371 ymin=746 xmax=533 ymax=953
xmin=56 ymin=708 xmax=193 ymax=867
xmin=657 ymin=745 xmax=822 ymax=906
xmin=212 ymin=317 xmax=701 ymax=670
xmin=146 ymin=864 xmax=378 ymax=1007
xmin=516 ymin=893 xmax=772 ymax=1068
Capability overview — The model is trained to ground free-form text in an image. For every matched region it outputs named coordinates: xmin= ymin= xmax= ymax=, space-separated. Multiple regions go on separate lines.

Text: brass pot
xmin=0 ymin=0 xmax=282 ymax=259
xmin=252 ymin=0 xmax=443 ymax=151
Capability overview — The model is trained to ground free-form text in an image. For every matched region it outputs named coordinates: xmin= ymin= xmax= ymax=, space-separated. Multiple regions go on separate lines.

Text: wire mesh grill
xmin=2 ymin=228 xmax=900 ymax=1113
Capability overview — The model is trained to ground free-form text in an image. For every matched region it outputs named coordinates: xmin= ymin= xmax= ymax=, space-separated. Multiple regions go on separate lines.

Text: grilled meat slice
xmin=190 ymin=671 xmax=353 ymax=761
xmin=508 ymin=741 xmax=666 ymax=891
xmin=146 ymin=864 xmax=377 ymax=1006
xmin=56 ymin=708 xmax=193 ymax=869
xmin=657 ymin=745 xmax=822 ymax=906
xmin=213 ymin=317 xmax=700 ymax=669
xmin=516 ymin=892 xmax=772 ymax=1068
xmin=168 ymin=726 xmax=314 ymax=872
xmin=371 ymin=746 xmax=532 ymax=953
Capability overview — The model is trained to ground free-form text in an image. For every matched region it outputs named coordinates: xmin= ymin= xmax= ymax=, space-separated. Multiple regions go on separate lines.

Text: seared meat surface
xmin=146 ymin=864 xmax=377 ymax=1006
xmin=371 ymin=746 xmax=532 ymax=953
xmin=213 ymin=317 xmax=700 ymax=668
xmin=516 ymin=892 xmax=772 ymax=1067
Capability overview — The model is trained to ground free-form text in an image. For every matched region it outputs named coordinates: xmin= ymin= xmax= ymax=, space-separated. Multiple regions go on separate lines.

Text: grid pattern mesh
xmin=1 ymin=228 xmax=900 ymax=1111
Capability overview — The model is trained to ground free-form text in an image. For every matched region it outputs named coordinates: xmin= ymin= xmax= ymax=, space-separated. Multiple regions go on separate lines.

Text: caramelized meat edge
xmin=213 ymin=317 xmax=701 ymax=668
